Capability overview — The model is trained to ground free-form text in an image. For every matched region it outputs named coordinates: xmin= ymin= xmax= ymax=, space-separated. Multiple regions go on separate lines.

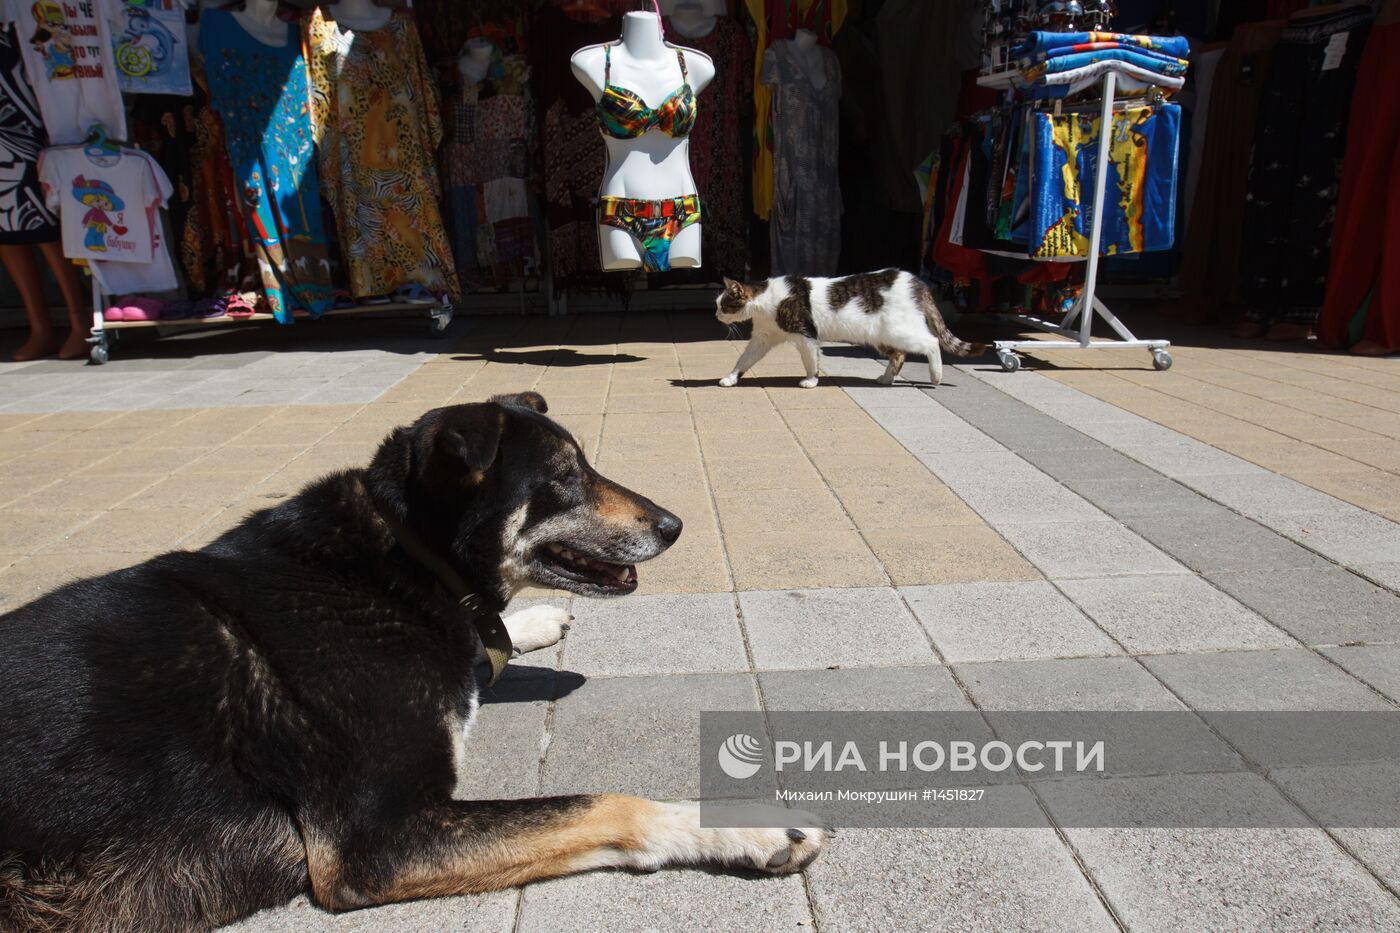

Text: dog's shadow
xmin=479 ymin=665 xmax=586 ymax=704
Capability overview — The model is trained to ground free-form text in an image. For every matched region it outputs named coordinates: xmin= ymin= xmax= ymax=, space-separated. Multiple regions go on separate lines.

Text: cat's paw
xmin=876 ymin=373 xmax=896 ymax=385
xmin=798 ymin=376 xmax=819 ymax=389
xmin=718 ymin=373 xmax=740 ymax=388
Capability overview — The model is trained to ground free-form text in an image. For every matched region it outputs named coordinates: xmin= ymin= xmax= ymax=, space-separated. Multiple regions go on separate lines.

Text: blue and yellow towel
xmin=1028 ymin=102 xmax=1181 ymax=259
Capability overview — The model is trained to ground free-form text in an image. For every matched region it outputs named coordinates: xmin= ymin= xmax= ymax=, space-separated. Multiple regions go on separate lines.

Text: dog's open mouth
xmin=536 ymin=542 xmax=638 ymax=595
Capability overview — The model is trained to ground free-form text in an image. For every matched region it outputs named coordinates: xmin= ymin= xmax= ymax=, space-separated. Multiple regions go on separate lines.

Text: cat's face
xmin=715 ymin=278 xmax=755 ymax=323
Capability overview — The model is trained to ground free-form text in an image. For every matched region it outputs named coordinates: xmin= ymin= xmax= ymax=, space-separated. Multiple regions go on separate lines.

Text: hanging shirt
xmin=0 ymin=0 xmax=126 ymax=144
xmin=38 ymin=144 xmax=169 ymax=262
xmin=107 ymin=0 xmax=190 ymax=96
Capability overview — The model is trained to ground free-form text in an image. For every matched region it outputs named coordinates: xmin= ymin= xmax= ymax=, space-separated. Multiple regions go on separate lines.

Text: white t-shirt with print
xmin=38 ymin=145 xmax=169 ymax=263
xmin=1 ymin=0 xmax=126 ymax=144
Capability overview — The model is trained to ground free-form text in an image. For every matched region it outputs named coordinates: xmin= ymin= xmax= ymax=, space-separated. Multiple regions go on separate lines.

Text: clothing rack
xmin=84 ymin=276 xmax=455 ymax=365
xmin=975 ymin=68 xmax=1173 ymax=372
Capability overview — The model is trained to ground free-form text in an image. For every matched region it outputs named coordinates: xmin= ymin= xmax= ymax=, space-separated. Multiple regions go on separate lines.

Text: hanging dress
xmin=303 ymin=9 xmax=458 ymax=300
xmin=0 ymin=24 xmax=59 ymax=244
xmin=197 ymin=9 xmax=333 ymax=322
xmin=762 ymin=38 xmax=842 ymax=276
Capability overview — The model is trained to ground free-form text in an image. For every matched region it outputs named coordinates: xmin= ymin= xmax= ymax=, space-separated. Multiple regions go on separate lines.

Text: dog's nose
xmin=655 ymin=511 xmax=683 ymax=545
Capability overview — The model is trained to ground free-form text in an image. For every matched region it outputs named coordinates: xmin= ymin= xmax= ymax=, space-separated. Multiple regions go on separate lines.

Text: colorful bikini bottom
xmin=597 ymin=194 xmax=702 ymax=272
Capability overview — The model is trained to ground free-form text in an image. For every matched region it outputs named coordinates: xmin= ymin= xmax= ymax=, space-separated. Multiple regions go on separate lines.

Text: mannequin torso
xmin=231 ymin=0 xmax=289 ymax=47
xmin=329 ymin=0 xmax=392 ymax=32
xmin=572 ymin=11 xmax=714 ymax=271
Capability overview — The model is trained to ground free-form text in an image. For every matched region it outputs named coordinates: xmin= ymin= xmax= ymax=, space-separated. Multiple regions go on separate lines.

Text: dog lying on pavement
xmin=0 ymin=393 xmax=823 ymax=932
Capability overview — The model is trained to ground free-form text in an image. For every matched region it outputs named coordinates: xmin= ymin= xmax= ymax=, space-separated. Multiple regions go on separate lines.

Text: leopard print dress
xmin=303 ymin=9 xmax=460 ymax=300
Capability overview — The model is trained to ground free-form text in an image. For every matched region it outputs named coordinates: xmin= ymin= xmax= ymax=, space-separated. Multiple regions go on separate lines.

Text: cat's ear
xmin=723 ymin=277 xmax=748 ymax=298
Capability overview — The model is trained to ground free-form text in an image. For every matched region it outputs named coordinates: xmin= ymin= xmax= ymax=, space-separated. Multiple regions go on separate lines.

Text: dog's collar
xmin=371 ymin=500 xmax=514 ymax=686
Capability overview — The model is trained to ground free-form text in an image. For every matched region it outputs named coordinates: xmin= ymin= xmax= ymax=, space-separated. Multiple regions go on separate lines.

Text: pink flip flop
xmin=102 ymin=305 xmax=126 ymax=321
xmin=120 ymin=297 xmax=168 ymax=322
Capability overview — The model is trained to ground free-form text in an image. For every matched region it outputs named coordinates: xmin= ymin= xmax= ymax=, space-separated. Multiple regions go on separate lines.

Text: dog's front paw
xmin=697 ymin=804 xmax=827 ymax=874
xmin=503 ymin=605 xmax=571 ymax=654
xmin=798 ymin=376 xmax=819 ymax=389
xmin=745 ymin=823 xmax=826 ymax=874
xmin=718 ymin=373 xmax=740 ymax=387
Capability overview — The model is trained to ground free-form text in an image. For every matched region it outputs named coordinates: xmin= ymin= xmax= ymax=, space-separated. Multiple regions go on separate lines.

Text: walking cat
xmin=714 ymin=269 xmax=986 ymax=388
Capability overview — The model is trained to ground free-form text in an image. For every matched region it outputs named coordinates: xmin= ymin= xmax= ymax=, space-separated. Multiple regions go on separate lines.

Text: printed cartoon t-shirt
xmin=38 ymin=145 xmax=169 ymax=262
xmin=107 ymin=0 xmax=188 ymax=96
xmin=1 ymin=0 xmax=126 ymax=143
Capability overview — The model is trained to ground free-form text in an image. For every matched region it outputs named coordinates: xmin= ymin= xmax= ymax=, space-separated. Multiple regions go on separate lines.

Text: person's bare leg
xmin=2 ymin=244 xmax=58 ymax=361
xmin=38 ymin=241 xmax=90 ymax=359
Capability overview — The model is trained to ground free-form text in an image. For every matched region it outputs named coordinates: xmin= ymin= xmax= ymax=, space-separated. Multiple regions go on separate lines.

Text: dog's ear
xmin=434 ymin=408 xmax=505 ymax=486
xmin=490 ymin=391 xmax=548 ymax=414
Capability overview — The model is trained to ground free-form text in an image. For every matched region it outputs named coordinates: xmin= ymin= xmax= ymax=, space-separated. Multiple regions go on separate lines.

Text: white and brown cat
xmin=714 ymin=269 xmax=986 ymax=388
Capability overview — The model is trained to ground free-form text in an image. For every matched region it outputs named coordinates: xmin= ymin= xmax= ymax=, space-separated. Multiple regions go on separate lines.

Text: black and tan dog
xmin=0 ymin=393 xmax=823 ymax=932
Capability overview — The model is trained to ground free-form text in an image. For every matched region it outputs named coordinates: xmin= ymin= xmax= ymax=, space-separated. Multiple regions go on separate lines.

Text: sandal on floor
xmin=391 ymin=284 xmax=437 ymax=305
xmin=225 ymin=294 xmax=257 ymax=318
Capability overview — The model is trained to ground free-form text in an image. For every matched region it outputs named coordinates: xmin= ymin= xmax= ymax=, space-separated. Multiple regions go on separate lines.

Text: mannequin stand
xmin=975 ymin=70 xmax=1173 ymax=373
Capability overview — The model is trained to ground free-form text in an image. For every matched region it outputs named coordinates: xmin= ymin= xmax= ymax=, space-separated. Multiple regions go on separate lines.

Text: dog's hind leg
xmin=302 ymin=796 xmax=825 ymax=909
xmin=504 ymin=605 xmax=571 ymax=654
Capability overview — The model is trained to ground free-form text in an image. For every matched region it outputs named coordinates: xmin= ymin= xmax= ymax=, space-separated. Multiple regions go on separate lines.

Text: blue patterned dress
xmin=197 ymin=10 xmax=332 ymax=322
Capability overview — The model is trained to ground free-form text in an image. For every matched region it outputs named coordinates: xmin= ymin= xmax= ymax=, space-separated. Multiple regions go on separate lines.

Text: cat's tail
xmin=917 ymin=283 xmax=988 ymax=357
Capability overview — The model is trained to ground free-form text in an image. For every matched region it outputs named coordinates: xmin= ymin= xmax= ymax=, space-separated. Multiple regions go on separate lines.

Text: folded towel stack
xmin=1011 ymin=31 xmax=1191 ymax=98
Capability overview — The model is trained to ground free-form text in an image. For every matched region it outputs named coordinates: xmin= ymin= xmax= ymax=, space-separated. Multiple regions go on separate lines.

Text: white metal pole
xmin=1078 ymin=70 xmax=1116 ymax=347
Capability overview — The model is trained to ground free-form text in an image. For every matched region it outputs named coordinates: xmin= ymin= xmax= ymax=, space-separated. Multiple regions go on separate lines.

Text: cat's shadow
xmin=668 ymin=375 xmax=936 ymax=389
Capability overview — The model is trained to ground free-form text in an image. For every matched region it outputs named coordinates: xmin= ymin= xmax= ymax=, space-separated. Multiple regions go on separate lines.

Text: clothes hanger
xmin=83 ymin=123 xmax=122 ymax=158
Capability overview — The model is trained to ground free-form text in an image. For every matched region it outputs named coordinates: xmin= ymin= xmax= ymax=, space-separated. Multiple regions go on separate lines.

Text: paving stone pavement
xmin=2 ymin=313 xmax=1400 ymax=930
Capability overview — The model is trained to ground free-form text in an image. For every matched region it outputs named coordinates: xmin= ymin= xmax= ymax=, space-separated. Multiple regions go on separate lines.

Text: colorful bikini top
xmin=596 ymin=43 xmax=697 ymax=140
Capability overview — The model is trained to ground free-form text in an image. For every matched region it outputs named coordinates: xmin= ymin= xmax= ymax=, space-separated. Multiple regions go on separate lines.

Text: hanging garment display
xmin=1028 ymin=102 xmax=1182 ymax=259
xmin=762 ymin=35 xmax=841 ymax=276
xmin=1319 ymin=12 xmax=1400 ymax=354
xmin=38 ymin=143 xmax=176 ymax=292
xmin=304 ymin=9 xmax=458 ymax=299
xmin=744 ymin=0 xmax=847 ymax=220
xmin=197 ymin=8 xmax=333 ymax=323
xmin=0 ymin=24 xmax=59 ymax=243
xmin=665 ymin=13 xmax=751 ymax=279
xmin=126 ymin=66 xmax=256 ymax=298
xmin=440 ymin=33 xmax=540 ymax=291
xmin=39 ymin=144 xmax=165 ymax=261
xmin=0 ymin=0 xmax=126 ymax=144
xmin=1239 ymin=4 xmax=1373 ymax=331
xmin=529 ymin=4 xmax=616 ymax=289
xmin=1176 ymin=18 xmax=1285 ymax=320
xmin=107 ymin=0 xmax=190 ymax=96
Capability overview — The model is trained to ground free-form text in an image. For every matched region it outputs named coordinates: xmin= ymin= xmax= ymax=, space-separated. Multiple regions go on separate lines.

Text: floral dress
xmin=197 ymin=10 xmax=333 ymax=322
xmin=303 ymin=9 xmax=459 ymax=300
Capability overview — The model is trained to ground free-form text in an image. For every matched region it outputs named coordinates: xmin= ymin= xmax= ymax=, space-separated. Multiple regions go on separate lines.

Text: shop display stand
xmin=974 ymin=69 xmax=1172 ymax=372
xmin=84 ymin=277 xmax=454 ymax=365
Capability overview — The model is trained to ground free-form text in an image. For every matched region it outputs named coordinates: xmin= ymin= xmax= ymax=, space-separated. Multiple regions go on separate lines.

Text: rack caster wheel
xmin=997 ymin=350 xmax=1021 ymax=373
xmin=1151 ymin=349 xmax=1172 ymax=371
xmin=89 ymin=344 xmax=109 ymax=365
